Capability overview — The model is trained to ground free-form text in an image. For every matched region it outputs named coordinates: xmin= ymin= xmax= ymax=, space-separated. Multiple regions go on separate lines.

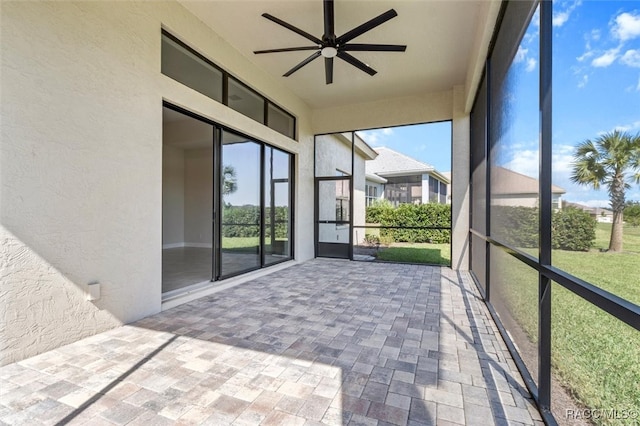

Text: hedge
xmin=552 ymin=207 xmax=596 ymax=251
xmin=491 ymin=205 xmax=595 ymax=251
xmin=366 ymin=202 xmax=451 ymax=243
xmin=222 ymin=205 xmax=289 ymax=239
xmin=491 ymin=206 xmax=538 ymax=247
xmin=366 ymin=203 xmax=595 ymax=251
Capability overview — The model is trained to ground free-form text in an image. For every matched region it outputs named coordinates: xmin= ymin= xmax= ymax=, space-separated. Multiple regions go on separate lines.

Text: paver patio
xmin=0 ymin=259 xmax=543 ymax=425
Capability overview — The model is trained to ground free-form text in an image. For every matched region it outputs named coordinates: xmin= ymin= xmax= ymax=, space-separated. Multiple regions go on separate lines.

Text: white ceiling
xmin=179 ymin=0 xmax=494 ymax=110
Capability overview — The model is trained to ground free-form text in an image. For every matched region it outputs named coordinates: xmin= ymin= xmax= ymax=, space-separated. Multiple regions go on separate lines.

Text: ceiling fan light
xmin=321 ymin=46 xmax=338 ymax=58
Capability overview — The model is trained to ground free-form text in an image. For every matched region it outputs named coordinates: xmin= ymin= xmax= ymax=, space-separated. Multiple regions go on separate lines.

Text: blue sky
xmin=356 ymin=122 xmax=452 ymax=173
xmin=359 ymin=1 xmax=640 ymax=208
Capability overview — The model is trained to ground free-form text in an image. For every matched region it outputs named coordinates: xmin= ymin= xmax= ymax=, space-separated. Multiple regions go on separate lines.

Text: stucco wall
xmin=312 ymin=90 xmax=453 ymax=135
xmin=0 ymin=1 xmax=313 ymax=365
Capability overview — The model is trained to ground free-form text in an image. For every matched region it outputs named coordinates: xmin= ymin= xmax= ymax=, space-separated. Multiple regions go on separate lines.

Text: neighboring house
xmin=365 ymin=147 xmax=450 ymax=206
xmin=564 ymin=202 xmax=614 ymax=223
xmin=491 ymin=167 xmax=565 ymax=209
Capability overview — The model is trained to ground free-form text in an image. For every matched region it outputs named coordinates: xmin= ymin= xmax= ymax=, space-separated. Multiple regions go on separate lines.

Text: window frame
xmin=161 ymin=29 xmax=297 ymax=140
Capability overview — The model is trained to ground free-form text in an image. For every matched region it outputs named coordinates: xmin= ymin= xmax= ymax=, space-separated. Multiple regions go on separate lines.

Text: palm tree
xmin=570 ymin=130 xmax=640 ymax=252
xmin=222 ymin=165 xmax=237 ymax=196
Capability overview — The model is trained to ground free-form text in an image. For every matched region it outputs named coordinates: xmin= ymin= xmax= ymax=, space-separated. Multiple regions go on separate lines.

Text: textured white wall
xmin=312 ymin=90 xmax=453 ymax=135
xmin=0 ymin=1 xmax=312 ymax=365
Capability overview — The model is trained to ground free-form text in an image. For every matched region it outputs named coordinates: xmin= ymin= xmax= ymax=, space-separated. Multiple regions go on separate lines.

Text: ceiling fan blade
xmin=325 ymin=57 xmax=334 ymax=84
xmin=336 ymin=9 xmax=398 ymax=45
xmin=342 ymin=43 xmax=406 ymax=52
xmin=337 ymin=51 xmax=377 ymax=76
xmin=254 ymin=46 xmax=319 ymax=54
xmin=283 ymin=51 xmax=322 ymax=77
xmin=262 ymin=13 xmax=323 ymax=45
xmin=323 ymin=0 xmax=335 ymax=40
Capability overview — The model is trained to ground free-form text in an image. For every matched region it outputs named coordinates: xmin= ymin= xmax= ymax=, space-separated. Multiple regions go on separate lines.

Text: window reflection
xmin=161 ymin=34 xmax=223 ymax=102
xmin=221 ymin=132 xmax=261 ymax=276
xmin=228 ymin=78 xmax=265 ymax=123
xmin=489 ymin=4 xmax=540 ymax=254
xmin=264 ymin=147 xmax=292 ymax=264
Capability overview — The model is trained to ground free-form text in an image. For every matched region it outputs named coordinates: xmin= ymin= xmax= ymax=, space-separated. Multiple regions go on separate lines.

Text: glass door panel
xmin=264 ymin=147 xmax=292 ymax=264
xmin=162 ymin=106 xmax=214 ymax=293
xmin=220 ymin=131 xmax=261 ymax=277
xmin=316 ymin=178 xmax=351 ymax=258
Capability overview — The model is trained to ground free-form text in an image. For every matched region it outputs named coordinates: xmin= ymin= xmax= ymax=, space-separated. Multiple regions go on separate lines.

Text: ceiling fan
xmin=254 ymin=0 xmax=406 ymax=84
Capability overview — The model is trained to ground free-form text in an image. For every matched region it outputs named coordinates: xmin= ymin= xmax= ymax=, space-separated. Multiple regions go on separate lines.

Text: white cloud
xmin=503 ymin=149 xmax=538 ymax=178
xmin=526 ymin=58 xmax=537 ymax=72
xmin=357 ymin=128 xmax=393 ymax=146
xmin=612 ymin=12 xmax=640 ymax=42
xmin=553 ymin=11 xmax=570 ymax=28
xmin=577 ymin=74 xmax=589 ymax=88
xmin=577 ymin=50 xmax=594 ymax=62
xmin=577 ymin=30 xmax=600 ymax=62
xmin=620 ymin=49 xmax=640 ymax=68
xmin=514 ymin=46 xmax=536 ymax=72
xmin=613 ymin=120 xmax=640 ymax=133
xmin=591 ymin=47 xmax=620 ymax=67
xmin=552 ymin=0 xmax=582 ymax=27
xmin=515 ymin=46 xmax=528 ymax=63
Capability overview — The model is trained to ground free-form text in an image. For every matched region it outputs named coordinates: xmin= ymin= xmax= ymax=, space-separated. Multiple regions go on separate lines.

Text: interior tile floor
xmin=1 ymin=259 xmax=543 ymax=425
xmin=162 ymin=247 xmax=213 ymax=293
xmin=162 ymin=248 xmax=284 ymax=294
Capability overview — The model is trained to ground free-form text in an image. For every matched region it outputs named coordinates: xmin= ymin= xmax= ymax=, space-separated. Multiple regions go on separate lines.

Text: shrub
xmin=624 ymin=201 xmax=640 ymax=227
xmin=222 ymin=205 xmax=289 ymax=239
xmin=366 ymin=202 xmax=451 ymax=244
xmin=552 ymin=207 xmax=596 ymax=251
xmin=491 ymin=206 xmax=539 ymax=248
xmin=363 ymin=234 xmax=380 ymax=245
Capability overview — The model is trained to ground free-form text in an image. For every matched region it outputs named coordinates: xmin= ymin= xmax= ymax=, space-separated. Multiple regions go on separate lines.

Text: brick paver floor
xmin=0 ymin=259 xmax=543 ymax=425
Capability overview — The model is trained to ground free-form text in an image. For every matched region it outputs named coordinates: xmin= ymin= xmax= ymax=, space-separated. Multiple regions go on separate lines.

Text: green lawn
xmin=497 ymin=223 xmax=640 ymax=424
xmin=375 ymin=242 xmax=451 ymax=266
xmin=222 ymin=237 xmax=287 ymax=254
xmin=554 ymin=223 xmax=640 ymax=304
xmin=222 ymin=237 xmax=259 ymax=252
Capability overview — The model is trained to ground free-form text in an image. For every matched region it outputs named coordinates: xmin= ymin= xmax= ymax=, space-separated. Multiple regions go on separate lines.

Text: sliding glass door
xmin=220 ymin=132 xmax=261 ymax=277
xmin=162 ymin=104 xmax=294 ymax=293
xmin=162 ymin=107 xmax=214 ymax=294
